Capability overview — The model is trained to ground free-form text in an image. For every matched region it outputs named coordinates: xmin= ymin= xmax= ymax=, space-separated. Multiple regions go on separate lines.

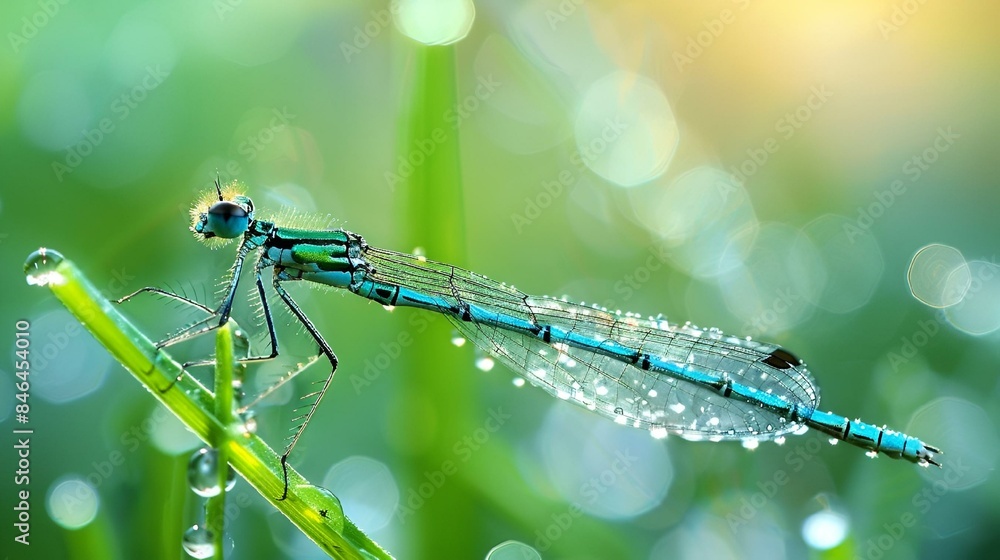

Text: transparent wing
xmin=367 ymin=248 xmax=819 ymax=440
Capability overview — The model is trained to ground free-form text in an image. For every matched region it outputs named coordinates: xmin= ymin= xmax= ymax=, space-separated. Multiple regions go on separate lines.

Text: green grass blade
xmin=25 ymin=249 xmax=393 ymax=560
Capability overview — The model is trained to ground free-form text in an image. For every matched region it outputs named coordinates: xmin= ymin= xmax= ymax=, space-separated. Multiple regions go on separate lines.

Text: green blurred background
xmin=2 ymin=1 xmax=999 ymax=559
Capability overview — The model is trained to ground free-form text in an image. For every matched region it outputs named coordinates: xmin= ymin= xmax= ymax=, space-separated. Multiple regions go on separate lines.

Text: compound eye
xmin=205 ymin=201 xmax=249 ymax=239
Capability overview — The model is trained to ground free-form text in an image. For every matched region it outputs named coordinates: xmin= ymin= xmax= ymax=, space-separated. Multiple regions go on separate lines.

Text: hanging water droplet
xmin=475 ymin=353 xmax=495 ymax=372
xmin=187 ymin=448 xmax=236 ymax=497
xmin=239 ymin=410 xmax=257 ymax=436
xmin=742 ymin=439 xmax=760 ymax=450
xmin=182 ymin=524 xmax=215 ymax=559
xmin=231 ymin=378 xmax=245 ymax=406
xmin=512 ymin=377 xmax=525 ymax=387
xmin=450 ymin=331 xmax=467 ymax=347
xmin=24 ymin=248 xmax=65 ymax=286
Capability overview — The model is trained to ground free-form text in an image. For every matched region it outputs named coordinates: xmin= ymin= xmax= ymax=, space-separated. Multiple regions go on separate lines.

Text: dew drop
xmin=512 ymin=377 xmax=525 ymax=387
xmin=475 ymin=354 xmax=495 ymax=372
xmin=742 ymin=439 xmax=760 ymax=450
xmin=450 ymin=331 xmax=467 ymax=347
xmin=187 ymin=448 xmax=236 ymax=497
xmin=295 ymin=484 xmax=345 ymax=532
xmin=238 ymin=410 xmax=257 ymax=436
xmin=182 ymin=524 xmax=215 ymax=559
xmin=24 ymin=247 xmax=65 ymax=286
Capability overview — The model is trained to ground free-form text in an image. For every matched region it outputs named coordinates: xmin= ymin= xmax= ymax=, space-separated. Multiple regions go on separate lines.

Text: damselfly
xmin=144 ymin=180 xmax=941 ymax=497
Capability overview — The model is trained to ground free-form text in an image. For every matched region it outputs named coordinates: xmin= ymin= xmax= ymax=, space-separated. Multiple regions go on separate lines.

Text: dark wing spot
xmin=763 ymin=347 xmax=801 ymax=369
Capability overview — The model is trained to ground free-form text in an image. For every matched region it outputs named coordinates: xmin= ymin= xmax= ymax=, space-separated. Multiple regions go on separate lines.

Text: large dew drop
xmin=187 ymin=448 xmax=236 ymax=498
xmin=24 ymin=247 xmax=65 ymax=286
xmin=182 ymin=524 xmax=215 ymax=559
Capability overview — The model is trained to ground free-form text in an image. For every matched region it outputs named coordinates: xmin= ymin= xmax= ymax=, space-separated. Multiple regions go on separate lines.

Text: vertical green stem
xmin=396 ymin=44 xmax=475 ymax=556
xmin=206 ymin=323 xmax=236 ymax=559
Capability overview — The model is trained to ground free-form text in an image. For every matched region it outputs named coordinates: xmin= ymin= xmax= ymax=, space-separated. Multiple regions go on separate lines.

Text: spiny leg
xmin=149 ymin=241 xmax=254 ymax=350
xmin=117 ymin=286 xmax=214 ymax=314
xmin=270 ymin=269 xmax=340 ymax=501
xmin=183 ymin=256 xmax=281 ymax=368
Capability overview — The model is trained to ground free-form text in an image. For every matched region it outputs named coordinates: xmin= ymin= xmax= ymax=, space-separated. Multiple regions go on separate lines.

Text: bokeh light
xmin=574 ymin=71 xmax=679 ymax=187
xmin=393 ymin=0 xmax=476 ymax=46
xmin=535 ymin=405 xmax=671 ymax=519
xmin=46 ymin=476 xmax=100 ymax=530
xmin=943 ymin=260 xmax=1000 ymax=335
xmin=909 ymin=397 xmax=999 ymax=490
xmin=801 ymin=509 xmax=849 ymax=550
xmin=322 ymin=456 xmax=399 ymax=533
xmin=30 ymin=309 xmax=110 ymax=404
xmin=907 ymin=244 xmax=971 ymax=308
xmin=486 ymin=540 xmax=541 ymax=560
xmin=635 ymin=166 xmax=758 ymax=279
